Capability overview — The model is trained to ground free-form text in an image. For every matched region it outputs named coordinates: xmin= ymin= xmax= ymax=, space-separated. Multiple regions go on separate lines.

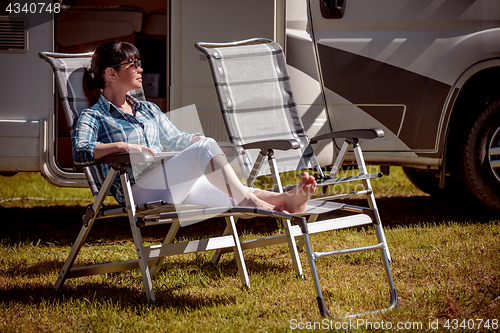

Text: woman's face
xmin=112 ymin=58 xmax=143 ymax=91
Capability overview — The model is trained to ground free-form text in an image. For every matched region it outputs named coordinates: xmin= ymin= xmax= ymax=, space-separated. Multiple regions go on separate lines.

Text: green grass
xmin=0 ymin=166 xmax=420 ymax=208
xmin=1 ymin=169 xmax=499 ymax=332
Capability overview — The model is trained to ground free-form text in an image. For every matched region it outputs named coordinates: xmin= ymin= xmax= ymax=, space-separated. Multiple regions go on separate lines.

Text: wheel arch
xmin=442 ymin=59 xmax=500 ymax=177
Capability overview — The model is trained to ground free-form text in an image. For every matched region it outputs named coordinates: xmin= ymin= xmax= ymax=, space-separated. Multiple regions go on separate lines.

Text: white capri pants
xmin=132 ymin=138 xmax=252 ymax=207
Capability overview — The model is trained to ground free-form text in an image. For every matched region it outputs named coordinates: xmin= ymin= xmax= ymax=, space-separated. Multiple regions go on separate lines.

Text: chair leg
xmin=212 ymin=218 xmax=303 ymax=278
xmin=54 ymin=222 xmax=93 ymax=290
xmin=298 ymin=212 xmax=399 ymax=318
xmin=296 ymin=214 xmax=319 ymax=252
xmin=284 ymin=218 xmax=304 ymax=277
xmin=226 ymin=216 xmax=250 ymax=287
xmin=294 ymin=216 xmax=332 ymax=317
xmin=150 ymin=221 xmax=181 ymax=277
xmin=246 ymin=151 xmax=265 ymax=188
xmin=54 ymin=169 xmax=118 ymax=291
xmin=352 ymin=143 xmax=392 ymax=261
xmin=211 ymin=224 xmax=231 ymax=264
xmin=267 ymin=150 xmax=283 ymax=192
xmin=301 ymin=230 xmax=332 ymax=317
xmin=374 ymin=223 xmax=400 ymax=312
xmin=121 ymin=171 xmax=156 ymax=301
xmin=266 ymin=150 xmax=304 ymax=277
xmin=329 ymin=140 xmax=350 ymax=179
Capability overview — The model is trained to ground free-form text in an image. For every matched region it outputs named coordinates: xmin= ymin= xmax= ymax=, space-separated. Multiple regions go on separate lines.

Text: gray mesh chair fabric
xmin=201 ymin=41 xmax=317 ymax=180
xmin=48 ymin=55 xmax=92 ymax=127
xmin=196 ymin=38 xmax=398 ymax=317
xmin=41 ymin=53 xmax=144 ymax=128
xmin=39 ymin=52 xmax=144 ymax=196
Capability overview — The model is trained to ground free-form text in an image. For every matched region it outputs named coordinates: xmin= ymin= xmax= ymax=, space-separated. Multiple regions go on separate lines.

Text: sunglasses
xmin=112 ymin=59 xmax=142 ymax=69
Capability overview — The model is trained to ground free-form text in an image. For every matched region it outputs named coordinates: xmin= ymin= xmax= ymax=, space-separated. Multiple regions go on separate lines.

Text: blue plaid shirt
xmin=72 ymin=94 xmax=198 ymax=204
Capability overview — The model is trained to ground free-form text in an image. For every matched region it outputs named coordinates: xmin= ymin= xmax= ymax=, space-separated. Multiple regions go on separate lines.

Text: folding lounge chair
xmin=196 ymin=38 xmax=398 ymax=317
xmin=38 ymin=51 xmax=303 ymax=301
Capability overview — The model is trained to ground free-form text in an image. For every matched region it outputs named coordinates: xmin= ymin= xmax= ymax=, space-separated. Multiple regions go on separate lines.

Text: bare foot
xmin=238 ymin=191 xmax=280 ymax=211
xmin=284 ymin=172 xmax=317 ymax=213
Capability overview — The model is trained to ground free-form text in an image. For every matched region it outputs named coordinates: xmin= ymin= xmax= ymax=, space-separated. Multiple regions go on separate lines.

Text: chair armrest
xmin=242 ymin=139 xmax=300 ymax=151
xmin=92 ymin=153 xmax=134 ymax=165
xmin=76 ymin=151 xmax=178 ymax=168
xmin=220 ymin=145 xmax=245 ymax=157
xmin=310 ymin=128 xmax=385 ymax=144
xmin=76 ymin=145 xmax=243 ymax=169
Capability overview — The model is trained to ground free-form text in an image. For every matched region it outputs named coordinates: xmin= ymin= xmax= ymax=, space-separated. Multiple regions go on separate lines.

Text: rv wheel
xmin=402 ymin=167 xmax=441 ymax=196
xmin=0 ymin=172 xmax=18 ymax=177
xmin=403 ymin=167 xmax=468 ymax=200
xmin=460 ymin=99 xmax=500 ymax=212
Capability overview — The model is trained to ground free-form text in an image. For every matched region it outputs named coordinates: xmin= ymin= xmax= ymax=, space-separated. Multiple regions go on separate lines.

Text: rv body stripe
xmin=314 ymin=43 xmax=452 ymax=151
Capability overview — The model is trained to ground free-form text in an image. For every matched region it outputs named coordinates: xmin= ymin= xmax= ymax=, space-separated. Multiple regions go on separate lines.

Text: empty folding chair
xmin=39 ymin=51 xmax=303 ymax=301
xmin=196 ymin=38 xmax=398 ymax=316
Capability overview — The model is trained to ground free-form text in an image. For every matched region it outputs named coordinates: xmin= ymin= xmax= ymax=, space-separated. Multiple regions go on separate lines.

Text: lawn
xmin=0 ymin=168 xmax=499 ymax=332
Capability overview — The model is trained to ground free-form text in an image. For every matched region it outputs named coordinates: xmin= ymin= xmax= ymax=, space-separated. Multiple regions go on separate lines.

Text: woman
xmin=73 ymin=41 xmax=316 ymax=212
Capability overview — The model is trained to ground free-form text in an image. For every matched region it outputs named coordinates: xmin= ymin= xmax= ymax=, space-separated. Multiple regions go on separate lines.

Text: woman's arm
xmin=149 ymin=103 xmax=204 ymax=150
xmin=92 ymin=142 xmax=156 ymax=160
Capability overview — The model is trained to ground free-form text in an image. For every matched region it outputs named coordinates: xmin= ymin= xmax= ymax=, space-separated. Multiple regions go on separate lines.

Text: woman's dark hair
xmin=83 ymin=41 xmax=140 ymax=106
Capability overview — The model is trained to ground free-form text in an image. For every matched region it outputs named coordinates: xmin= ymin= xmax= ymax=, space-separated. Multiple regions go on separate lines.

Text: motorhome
xmin=1 ymin=0 xmax=499 ymax=211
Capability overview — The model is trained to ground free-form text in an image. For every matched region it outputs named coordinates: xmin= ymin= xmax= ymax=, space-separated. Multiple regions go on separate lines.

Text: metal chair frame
xmin=196 ymin=38 xmax=399 ymax=317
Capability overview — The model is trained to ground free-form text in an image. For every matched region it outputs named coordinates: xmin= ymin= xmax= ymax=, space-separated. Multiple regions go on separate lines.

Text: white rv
xmin=1 ymin=0 xmax=499 ymax=211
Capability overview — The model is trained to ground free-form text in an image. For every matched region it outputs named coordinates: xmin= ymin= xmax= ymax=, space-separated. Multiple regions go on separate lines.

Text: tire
xmin=0 ymin=172 xmax=18 ymax=176
xmin=403 ymin=167 xmax=469 ymax=201
xmin=402 ymin=167 xmax=442 ymax=196
xmin=460 ymin=99 xmax=500 ymax=212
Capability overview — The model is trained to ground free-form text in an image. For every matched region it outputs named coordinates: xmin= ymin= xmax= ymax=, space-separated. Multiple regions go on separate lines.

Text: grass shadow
xmin=0 ymin=259 xmax=65 ymax=278
xmin=1 ymin=195 xmax=498 ymax=246
xmin=0 ymin=253 xmax=243 ymax=310
xmin=0 ymin=282 xmax=238 ymax=311
xmin=357 ymin=195 xmax=499 ymax=227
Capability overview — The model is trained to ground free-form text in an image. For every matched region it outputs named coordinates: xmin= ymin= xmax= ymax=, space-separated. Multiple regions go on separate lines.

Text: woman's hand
xmin=125 ymin=143 xmax=157 ymax=155
xmin=93 ymin=142 xmax=156 ymax=159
